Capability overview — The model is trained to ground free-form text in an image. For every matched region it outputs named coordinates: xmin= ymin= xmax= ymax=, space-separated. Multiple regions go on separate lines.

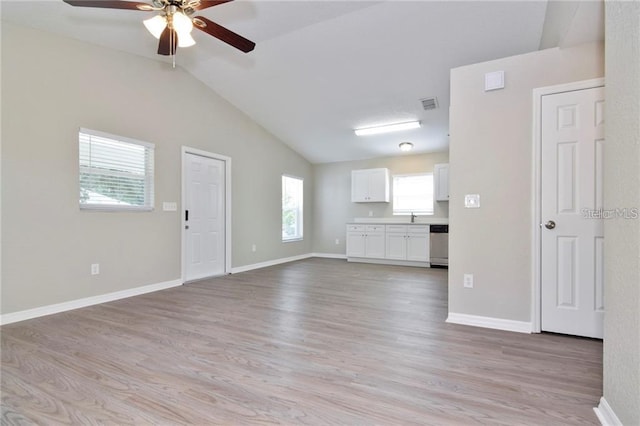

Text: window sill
xmin=393 ymin=213 xmax=434 ymax=216
xmin=80 ymin=205 xmax=154 ymax=212
xmin=282 ymin=238 xmax=304 ymax=243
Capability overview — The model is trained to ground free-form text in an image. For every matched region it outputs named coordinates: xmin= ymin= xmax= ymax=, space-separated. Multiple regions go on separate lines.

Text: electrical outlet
xmin=335 ymin=238 xmax=340 ymax=245
xmin=91 ymin=263 xmax=100 ymax=275
xmin=463 ymin=274 xmax=473 ymax=288
xmin=251 ymin=244 xmax=257 ymax=252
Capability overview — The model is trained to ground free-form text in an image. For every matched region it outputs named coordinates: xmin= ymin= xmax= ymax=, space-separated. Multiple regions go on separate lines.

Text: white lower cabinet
xmin=347 ymin=223 xmax=430 ymax=266
xmin=346 ymin=224 xmax=385 ymax=258
xmin=385 ymin=225 xmax=430 ymax=262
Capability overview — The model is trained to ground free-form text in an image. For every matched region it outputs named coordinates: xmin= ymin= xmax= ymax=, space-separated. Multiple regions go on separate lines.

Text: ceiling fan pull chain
xmin=171 ymin=23 xmax=176 ymax=68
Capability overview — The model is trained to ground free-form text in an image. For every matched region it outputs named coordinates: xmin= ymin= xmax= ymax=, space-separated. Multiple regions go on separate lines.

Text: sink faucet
xmin=410 ymin=212 xmax=417 ymax=223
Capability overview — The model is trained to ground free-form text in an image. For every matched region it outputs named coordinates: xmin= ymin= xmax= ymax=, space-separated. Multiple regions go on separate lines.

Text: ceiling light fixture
xmin=172 ymin=11 xmax=196 ymax=47
xmin=354 ymin=121 xmax=421 ymax=136
xmin=143 ymin=8 xmax=196 ymax=50
xmin=399 ymin=142 xmax=414 ymax=152
xmin=143 ymin=15 xmax=167 ymax=38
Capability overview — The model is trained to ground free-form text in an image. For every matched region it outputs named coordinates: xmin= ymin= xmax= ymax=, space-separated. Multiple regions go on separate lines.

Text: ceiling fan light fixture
xmin=354 ymin=120 xmax=421 ymax=136
xmin=172 ymin=11 xmax=194 ymax=35
xmin=178 ymin=32 xmax=197 ymax=48
xmin=144 ymin=15 xmax=167 ymax=39
xmin=399 ymin=142 xmax=414 ymax=152
xmin=172 ymin=11 xmax=196 ymax=47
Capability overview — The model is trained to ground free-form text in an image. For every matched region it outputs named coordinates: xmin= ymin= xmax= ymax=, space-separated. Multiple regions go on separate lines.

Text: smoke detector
xmin=420 ymin=97 xmax=438 ymax=111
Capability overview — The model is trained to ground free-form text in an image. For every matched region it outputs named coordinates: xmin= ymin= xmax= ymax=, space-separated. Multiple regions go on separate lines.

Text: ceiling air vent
xmin=420 ymin=97 xmax=438 ymax=111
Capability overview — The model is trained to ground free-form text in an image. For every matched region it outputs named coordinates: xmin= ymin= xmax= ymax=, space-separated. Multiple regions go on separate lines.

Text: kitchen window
xmin=392 ymin=173 xmax=434 ymax=215
xmin=79 ymin=128 xmax=155 ymax=211
xmin=282 ymin=175 xmax=303 ymax=241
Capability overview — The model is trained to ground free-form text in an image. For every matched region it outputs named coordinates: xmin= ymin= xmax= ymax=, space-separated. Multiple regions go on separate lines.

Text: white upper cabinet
xmin=351 ymin=168 xmax=390 ymax=202
xmin=434 ymin=163 xmax=449 ymax=202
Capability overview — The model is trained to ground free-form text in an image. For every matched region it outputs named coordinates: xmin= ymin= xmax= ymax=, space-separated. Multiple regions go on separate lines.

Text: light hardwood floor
xmin=1 ymin=258 xmax=602 ymax=424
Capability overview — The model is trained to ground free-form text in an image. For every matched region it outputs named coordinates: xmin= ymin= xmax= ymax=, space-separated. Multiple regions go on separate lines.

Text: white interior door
xmin=184 ymin=153 xmax=225 ymax=281
xmin=541 ymin=86 xmax=604 ymax=339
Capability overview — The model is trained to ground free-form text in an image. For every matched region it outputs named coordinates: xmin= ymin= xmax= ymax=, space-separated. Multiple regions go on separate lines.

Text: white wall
xmin=602 ymin=2 xmax=640 ymax=424
xmin=448 ymin=42 xmax=604 ymax=322
xmin=312 ymin=152 xmax=449 ymax=255
xmin=1 ymin=23 xmax=313 ymax=315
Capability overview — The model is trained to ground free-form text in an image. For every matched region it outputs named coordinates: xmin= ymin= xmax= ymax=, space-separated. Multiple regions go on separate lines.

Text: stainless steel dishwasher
xmin=430 ymin=225 xmax=448 ymax=267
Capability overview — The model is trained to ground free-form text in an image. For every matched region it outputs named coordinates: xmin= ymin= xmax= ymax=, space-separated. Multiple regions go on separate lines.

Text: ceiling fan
xmin=62 ymin=0 xmax=255 ymax=56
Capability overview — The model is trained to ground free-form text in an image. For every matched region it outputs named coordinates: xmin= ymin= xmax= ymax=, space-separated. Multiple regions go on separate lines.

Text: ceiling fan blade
xmin=193 ymin=16 xmax=255 ymax=53
xmin=192 ymin=1 xmax=233 ymax=11
xmin=62 ymin=1 xmax=153 ymax=11
xmin=157 ymin=27 xmax=178 ymax=56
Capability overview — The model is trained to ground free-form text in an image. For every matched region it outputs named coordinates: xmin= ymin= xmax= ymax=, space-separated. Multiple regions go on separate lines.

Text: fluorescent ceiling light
xmin=354 ymin=121 xmax=421 ymax=136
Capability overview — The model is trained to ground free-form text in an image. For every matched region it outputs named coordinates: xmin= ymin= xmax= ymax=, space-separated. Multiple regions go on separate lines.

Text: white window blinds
xmin=392 ymin=173 xmax=434 ymax=215
xmin=79 ymin=128 xmax=155 ymax=211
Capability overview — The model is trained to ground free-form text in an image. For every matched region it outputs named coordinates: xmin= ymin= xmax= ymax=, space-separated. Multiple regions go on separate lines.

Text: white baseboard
xmin=231 ymin=253 xmax=314 ymax=274
xmin=0 ymin=279 xmax=182 ymax=326
xmin=1 ymin=254 xmax=346 ymax=325
xmin=347 ymin=257 xmax=430 ymax=268
xmin=594 ymin=397 xmax=623 ymax=426
xmin=311 ymin=252 xmax=347 ymax=259
xmin=231 ymin=253 xmax=349 ymax=274
xmin=446 ymin=312 xmax=533 ymax=334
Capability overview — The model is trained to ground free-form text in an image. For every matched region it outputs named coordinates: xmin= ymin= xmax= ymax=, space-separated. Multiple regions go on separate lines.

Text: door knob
xmin=544 ymin=220 xmax=556 ymax=230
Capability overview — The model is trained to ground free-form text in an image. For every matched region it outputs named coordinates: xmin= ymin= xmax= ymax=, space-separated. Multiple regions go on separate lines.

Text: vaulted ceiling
xmin=1 ymin=1 xmax=604 ymax=163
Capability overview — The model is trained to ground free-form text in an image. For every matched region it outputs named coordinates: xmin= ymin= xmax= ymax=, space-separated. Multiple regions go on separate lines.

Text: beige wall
xmin=448 ymin=42 xmax=604 ymax=322
xmin=312 ymin=152 xmax=449 ymax=255
xmin=603 ymin=2 xmax=640 ymax=424
xmin=1 ymin=23 xmax=313 ymax=315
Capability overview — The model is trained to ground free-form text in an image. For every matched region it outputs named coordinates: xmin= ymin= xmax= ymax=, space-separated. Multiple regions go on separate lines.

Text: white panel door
xmin=541 ymin=86 xmax=604 ymax=338
xmin=185 ymin=153 xmax=225 ymax=281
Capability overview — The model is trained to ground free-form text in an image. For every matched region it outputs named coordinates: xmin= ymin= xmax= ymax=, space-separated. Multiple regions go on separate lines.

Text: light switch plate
xmin=485 ymin=71 xmax=505 ymax=91
xmin=465 ymin=194 xmax=480 ymax=208
xmin=163 ymin=202 xmax=177 ymax=211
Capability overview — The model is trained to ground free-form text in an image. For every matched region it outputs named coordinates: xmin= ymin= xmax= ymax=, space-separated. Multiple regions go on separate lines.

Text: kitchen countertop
xmin=350 ymin=218 xmax=449 ymax=225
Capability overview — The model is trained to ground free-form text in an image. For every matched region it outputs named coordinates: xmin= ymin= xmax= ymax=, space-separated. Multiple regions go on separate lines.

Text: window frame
xmin=79 ymin=128 xmax=155 ymax=212
xmin=281 ymin=174 xmax=304 ymax=242
xmin=392 ymin=172 xmax=435 ymax=216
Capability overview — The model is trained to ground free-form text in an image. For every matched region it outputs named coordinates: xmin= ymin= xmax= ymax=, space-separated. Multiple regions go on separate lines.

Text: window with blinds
xmin=392 ymin=173 xmax=434 ymax=215
xmin=79 ymin=128 xmax=155 ymax=211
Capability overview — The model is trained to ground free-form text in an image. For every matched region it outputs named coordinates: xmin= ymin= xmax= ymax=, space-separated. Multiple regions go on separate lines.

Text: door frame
xmin=181 ymin=146 xmax=232 ymax=282
xmin=531 ymin=77 xmax=604 ymax=333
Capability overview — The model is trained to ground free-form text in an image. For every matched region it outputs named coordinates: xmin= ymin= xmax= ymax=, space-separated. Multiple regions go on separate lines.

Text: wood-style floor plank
xmin=1 ymin=258 xmax=602 ymax=424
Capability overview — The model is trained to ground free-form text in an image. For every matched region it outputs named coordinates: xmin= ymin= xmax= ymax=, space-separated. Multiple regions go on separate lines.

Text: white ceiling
xmin=1 ymin=0 xmax=604 ymax=163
